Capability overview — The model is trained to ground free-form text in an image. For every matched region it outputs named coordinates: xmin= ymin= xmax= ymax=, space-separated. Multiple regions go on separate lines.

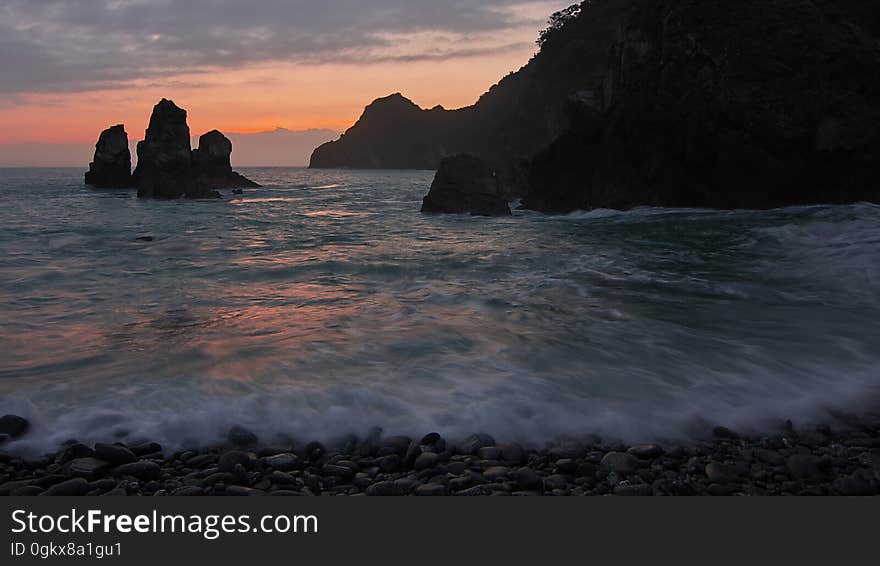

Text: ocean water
xmin=1 ymin=167 xmax=879 ymax=453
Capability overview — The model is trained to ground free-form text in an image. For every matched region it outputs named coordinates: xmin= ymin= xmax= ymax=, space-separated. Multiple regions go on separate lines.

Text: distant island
xmin=313 ymin=0 xmax=880 ymax=214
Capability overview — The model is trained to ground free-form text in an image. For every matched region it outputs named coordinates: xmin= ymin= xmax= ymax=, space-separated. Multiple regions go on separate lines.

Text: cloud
xmin=0 ymin=0 xmax=567 ymax=96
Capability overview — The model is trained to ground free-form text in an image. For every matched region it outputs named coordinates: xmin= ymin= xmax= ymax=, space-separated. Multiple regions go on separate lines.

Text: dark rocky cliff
xmin=311 ymin=0 xmax=880 ymax=212
xmin=523 ymin=0 xmax=880 ymax=212
xmin=310 ymin=94 xmax=459 ymax=170
xmin=309 ymin=0 xmax=634 ymax=184
xmin=314 ymin=0 xmax=880 ymax=212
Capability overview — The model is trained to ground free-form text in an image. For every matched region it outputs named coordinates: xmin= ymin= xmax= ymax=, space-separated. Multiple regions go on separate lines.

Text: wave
xmin=1 ymin=169 xmax=879 ymax=454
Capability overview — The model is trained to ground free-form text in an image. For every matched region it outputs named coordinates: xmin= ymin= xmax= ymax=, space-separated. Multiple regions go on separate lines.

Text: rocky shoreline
xmin=1 ymin=413 xmax=879 ymax=496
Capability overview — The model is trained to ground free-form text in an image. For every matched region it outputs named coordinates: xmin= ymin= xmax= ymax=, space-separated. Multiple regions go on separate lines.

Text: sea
xmin=1 ymin=167 xmax=879 ymax=452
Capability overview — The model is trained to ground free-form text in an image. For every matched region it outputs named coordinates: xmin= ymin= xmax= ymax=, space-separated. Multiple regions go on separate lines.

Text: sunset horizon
xmin=0 ymin=0 xmax=570 ymax=166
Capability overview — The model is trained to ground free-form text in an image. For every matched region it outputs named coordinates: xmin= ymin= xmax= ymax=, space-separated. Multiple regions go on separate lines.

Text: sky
xmin=0 ymin=0 xmax=572 ymax=166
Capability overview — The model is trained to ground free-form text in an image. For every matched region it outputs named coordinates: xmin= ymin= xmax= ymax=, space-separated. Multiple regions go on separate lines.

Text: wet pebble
xmin=94 ymin=443 xmax=137 ymax=466
xmin=45 ymin=478 xmax=91 ymax=496
xmin=113 ymin=461 xmax=161 ymax=481
xmin=218 ymin=450 xmax=253 ymax=473
xmin=600 ymin=452 xmax=640 ymax=475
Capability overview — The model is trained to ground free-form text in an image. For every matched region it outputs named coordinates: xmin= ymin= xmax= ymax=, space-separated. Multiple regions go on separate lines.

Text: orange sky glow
xmin=0 ymin=52 xmax=531 ymax=144
xmin=0 ymin=2 xmax=565 ymax=148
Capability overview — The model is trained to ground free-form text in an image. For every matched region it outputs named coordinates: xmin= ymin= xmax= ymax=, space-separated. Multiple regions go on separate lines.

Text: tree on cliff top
xmin=537 ymin=2 xmax=586 ymax=48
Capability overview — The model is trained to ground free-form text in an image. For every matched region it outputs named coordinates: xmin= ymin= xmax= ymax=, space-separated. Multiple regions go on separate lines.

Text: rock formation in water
xmin=133 ymin=99 xmax=199 ymax=198
xmin=421 ymin=154 xmax=511 ymax=217
xmin=84 ymin=125 xmax=133 ymax=188
xmin=191 ymin=130 xmax=260 ymax=189
xmin=523 ymin=0 xmax=880 ymax=212
xmin=120 ymin=99 xmax=259 ymax=199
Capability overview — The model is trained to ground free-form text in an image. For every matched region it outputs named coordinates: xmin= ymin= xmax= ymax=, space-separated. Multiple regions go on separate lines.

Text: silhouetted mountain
xmin=311 ymin=94 xmax=459 ymax=170
xmin=310 ymin=0 xmax=633 ymax=187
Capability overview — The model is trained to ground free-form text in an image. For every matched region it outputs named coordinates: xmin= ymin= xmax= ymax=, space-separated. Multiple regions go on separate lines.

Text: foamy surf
xmin=1 ymin=168 xmax=879 ymax=453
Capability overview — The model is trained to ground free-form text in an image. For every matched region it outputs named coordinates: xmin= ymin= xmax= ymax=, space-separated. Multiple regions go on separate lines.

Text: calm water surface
xmin=1 ymin=167 xmax=879 ymax=451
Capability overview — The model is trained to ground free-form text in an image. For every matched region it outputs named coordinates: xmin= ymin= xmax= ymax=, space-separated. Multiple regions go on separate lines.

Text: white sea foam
xmin=1 ymin=168 xmax=879 ymax=453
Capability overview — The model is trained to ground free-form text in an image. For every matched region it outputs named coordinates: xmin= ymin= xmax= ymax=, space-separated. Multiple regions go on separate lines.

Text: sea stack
xmin=132 ymin=99 xmax=259 ymax=199
xmin=84 ymin=125 xmax=133 ymax=188
xmin=191 ymin=130 xmax=260 ymax=189
xmin=133 ymin=99 xmax=200 ymax=199
xmin=421 ymin=154 xmax=511 ymax=216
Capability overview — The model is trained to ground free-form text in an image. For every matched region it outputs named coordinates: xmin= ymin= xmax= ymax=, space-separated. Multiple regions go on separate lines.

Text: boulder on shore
xmin=421 ymin=154 xmax=511 ymax=217
xmin=0 ymin=414 xmax=30 ymax=443
xmin=84 ymin=125 xmax=133 ymax=188
xmin=191 ymin=130 xmax=260 ymax=189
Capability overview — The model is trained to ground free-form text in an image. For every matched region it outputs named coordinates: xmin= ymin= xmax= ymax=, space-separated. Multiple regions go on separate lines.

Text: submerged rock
xmin=191 ymin=130 xmax=259 ymax=189
xmin=84 ymin=125 xmax=133 ymax=188
xmin=421 ymin=154 xmax=511 ymax=217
